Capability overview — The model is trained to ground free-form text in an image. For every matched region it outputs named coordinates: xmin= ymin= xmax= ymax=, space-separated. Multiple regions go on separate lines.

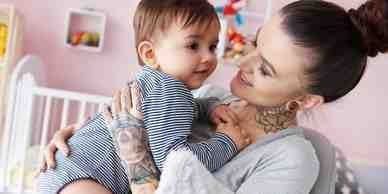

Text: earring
xmin=285 ymin=101 xmax=300 ymax=112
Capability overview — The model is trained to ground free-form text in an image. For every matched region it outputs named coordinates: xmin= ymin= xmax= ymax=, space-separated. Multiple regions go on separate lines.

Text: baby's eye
xmin=186 ymin=42 xmax=199 ymax=50
xmin=209 ymin=44 xmax=217 ymax=53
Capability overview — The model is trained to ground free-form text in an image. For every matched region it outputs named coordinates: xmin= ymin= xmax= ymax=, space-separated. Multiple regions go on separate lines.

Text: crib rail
xmin=0 ymin=55 xmax=111 ymax=193
xmin=33 ymin=86 xmax=111 ymax=159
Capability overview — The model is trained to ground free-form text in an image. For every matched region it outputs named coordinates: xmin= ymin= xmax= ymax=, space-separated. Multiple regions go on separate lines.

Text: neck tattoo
xmin=254 ymin=104 xmax=297 ymax=134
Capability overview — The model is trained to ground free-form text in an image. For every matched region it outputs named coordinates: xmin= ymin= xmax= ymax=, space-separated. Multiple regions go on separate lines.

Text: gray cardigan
xmin=156 ymin=127 xmax=320 ymax=194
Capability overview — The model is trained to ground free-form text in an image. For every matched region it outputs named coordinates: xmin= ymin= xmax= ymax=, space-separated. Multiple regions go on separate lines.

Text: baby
xmin=104 ymin=0 xmax=250 ymax=192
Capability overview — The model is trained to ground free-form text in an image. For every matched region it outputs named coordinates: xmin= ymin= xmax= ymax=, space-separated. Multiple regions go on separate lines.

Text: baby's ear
xmin=137 ymin=41 xmax=159 ymax=69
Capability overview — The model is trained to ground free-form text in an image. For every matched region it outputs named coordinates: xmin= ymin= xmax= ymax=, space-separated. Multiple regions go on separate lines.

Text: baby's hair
xmin=133 ymin=0 xmax=220 ymax=65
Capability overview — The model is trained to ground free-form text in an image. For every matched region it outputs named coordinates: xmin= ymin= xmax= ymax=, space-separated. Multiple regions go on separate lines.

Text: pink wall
xmin=4 ymin=0 xmax=388 ymax=165
xmin=4 ymin=0 xmax=142 ymax=96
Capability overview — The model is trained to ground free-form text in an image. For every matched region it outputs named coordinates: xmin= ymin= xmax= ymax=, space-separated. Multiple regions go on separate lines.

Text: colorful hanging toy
xmin=215 ymin=0 xmax=247 ymax=27
xmin=216 ymin=0 xmax=249 ymax=60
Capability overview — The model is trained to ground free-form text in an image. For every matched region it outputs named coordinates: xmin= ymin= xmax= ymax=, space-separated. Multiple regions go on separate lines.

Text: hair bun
xmin=348 ymin=0 xmax=388 ymax=57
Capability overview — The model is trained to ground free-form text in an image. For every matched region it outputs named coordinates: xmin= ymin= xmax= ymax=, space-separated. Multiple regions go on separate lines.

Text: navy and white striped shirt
xmin=136 ymin=65 xmax=238 ymax=172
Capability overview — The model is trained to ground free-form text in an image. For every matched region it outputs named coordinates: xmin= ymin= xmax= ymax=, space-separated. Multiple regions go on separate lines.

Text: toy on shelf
xmin=65 ymin=8 xmax=106 ymax=52
xmin=68 ymin=31 xmax=100 ymax=47
xmin=0 ymin=23 xmax=8 ymax=58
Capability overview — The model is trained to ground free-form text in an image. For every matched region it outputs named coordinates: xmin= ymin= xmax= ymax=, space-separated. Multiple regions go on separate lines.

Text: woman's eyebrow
xmin=254 ymin=27 xmax=262 ymax=47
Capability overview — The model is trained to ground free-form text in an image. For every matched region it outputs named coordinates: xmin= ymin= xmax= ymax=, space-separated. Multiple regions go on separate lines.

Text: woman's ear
xmin=137 ymin=41 xmax=159 ymax=69
xmin=298 ymin=94 xmax=324 ymax=110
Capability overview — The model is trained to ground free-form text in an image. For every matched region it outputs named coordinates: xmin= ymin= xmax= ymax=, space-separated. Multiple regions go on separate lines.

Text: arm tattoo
xmin=112 ymin=124 xmax=159 ymax=185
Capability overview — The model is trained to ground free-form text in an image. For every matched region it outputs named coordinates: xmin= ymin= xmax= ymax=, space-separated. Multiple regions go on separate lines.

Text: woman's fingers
xmin=103 ymin=104 xmax=113 ymax=122
xmin=121 ymin=87 xmax=131 ymax=113
xmin=112 ymin=90 xmax=121 ymax=117
xmin=39 ymin=154 xmax=48 ymax=173
xmin=129 ymin=82 xmax=144 ymax=119
xmin=54 ymin=137 xmax=70 ymax=156
xmin=52 ymin=126 xmax=75 ymax=156
xmin=130 ymin=83 xmax=140 ymax=110
xmin=45 ymin=143 xmax=57 ymax=169
xmin=38 ymin=123 xmax=78 ymax=174
xmin=131 ymin=84 xmax=140 ymax=108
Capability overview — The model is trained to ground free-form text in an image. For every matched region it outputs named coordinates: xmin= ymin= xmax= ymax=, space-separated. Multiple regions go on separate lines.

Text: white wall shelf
xmin=64 ymin=8 xmax=106 ymax=53
xmin=216 ymin=0 xmax=272 ymax=64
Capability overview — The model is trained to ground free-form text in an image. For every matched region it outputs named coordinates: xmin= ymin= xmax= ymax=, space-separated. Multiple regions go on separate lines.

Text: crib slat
xmin=78 ymin=101 xmax=86 ymax=123
xmin=61 ymin=99 xmax=70 ymax=128
xmin=39 ymin=96 xmax=52 ymax=158
xmin=98 ymin=103 xmax=104 ymax=112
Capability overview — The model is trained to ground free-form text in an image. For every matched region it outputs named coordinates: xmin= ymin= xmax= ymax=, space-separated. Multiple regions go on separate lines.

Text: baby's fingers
xmin=225 ymin=108 xmax=239 ymax=124
xmin=240 ymin=129 xmax=251 ymax=146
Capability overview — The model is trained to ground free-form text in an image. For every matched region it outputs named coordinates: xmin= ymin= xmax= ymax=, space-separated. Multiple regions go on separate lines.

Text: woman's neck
xmin=233 ymin=102 xmax=298 ymax=142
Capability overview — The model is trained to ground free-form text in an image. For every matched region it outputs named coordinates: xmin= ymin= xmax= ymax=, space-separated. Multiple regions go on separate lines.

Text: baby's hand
xmin=210 ymin=105 xmax=238 ymax=125
xmin=216 ymin=122 xmax=251 ymax=151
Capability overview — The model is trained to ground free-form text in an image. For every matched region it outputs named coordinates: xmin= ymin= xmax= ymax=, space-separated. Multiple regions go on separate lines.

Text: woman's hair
xmin=133 ymin=0 xmax=219 ymax=66
xmin=280 ymin=0 xmax=388 ymax=103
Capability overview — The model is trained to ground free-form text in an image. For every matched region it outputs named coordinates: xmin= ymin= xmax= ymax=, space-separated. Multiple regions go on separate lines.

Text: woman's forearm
xmin=110 ymin=124 xmax=159 ymax=194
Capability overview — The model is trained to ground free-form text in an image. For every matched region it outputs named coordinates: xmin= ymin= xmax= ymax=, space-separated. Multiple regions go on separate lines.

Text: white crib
xmin=0 ymin=55 xmax=111 ymax=193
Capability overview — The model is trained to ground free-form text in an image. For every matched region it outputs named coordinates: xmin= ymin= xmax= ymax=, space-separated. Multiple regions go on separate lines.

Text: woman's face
xmin=230 ymin=14 xmax=310 ymax=107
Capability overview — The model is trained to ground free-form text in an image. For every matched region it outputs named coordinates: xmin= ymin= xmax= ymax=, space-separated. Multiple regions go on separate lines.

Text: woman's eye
xmin=259 ymin=64 xmax=270 ymax=77
xmin=251 ymin=40 xmax=257 ymax=47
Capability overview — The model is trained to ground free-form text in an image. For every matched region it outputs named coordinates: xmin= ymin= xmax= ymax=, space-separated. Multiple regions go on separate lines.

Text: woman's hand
xmin=38 ymin=119 xmax=88 ymax=172
xmin=103 ymin=86 xmax=148 ymax=165
xmin=103 ymin=83 xmax=159 ymax=193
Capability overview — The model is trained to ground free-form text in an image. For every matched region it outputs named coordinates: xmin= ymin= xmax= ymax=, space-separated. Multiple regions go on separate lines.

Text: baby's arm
xmin=144 ymin=83 xmax=240 ymax=172
xmin=192 ymin=97 xmax=220 ymax=122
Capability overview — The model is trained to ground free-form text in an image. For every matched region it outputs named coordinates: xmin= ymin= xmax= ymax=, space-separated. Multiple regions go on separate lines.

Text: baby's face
xmin=153 ymin=19 xmax=220 ymax=89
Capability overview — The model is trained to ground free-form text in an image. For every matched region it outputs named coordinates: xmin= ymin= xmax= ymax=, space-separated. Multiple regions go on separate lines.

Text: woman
xmin=38 ymin=0 xmax=388 ymax=193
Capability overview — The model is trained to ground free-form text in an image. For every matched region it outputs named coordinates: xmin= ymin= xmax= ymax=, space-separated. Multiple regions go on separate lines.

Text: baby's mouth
xmin=194 ymin=69 xmax=209 ymax=75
